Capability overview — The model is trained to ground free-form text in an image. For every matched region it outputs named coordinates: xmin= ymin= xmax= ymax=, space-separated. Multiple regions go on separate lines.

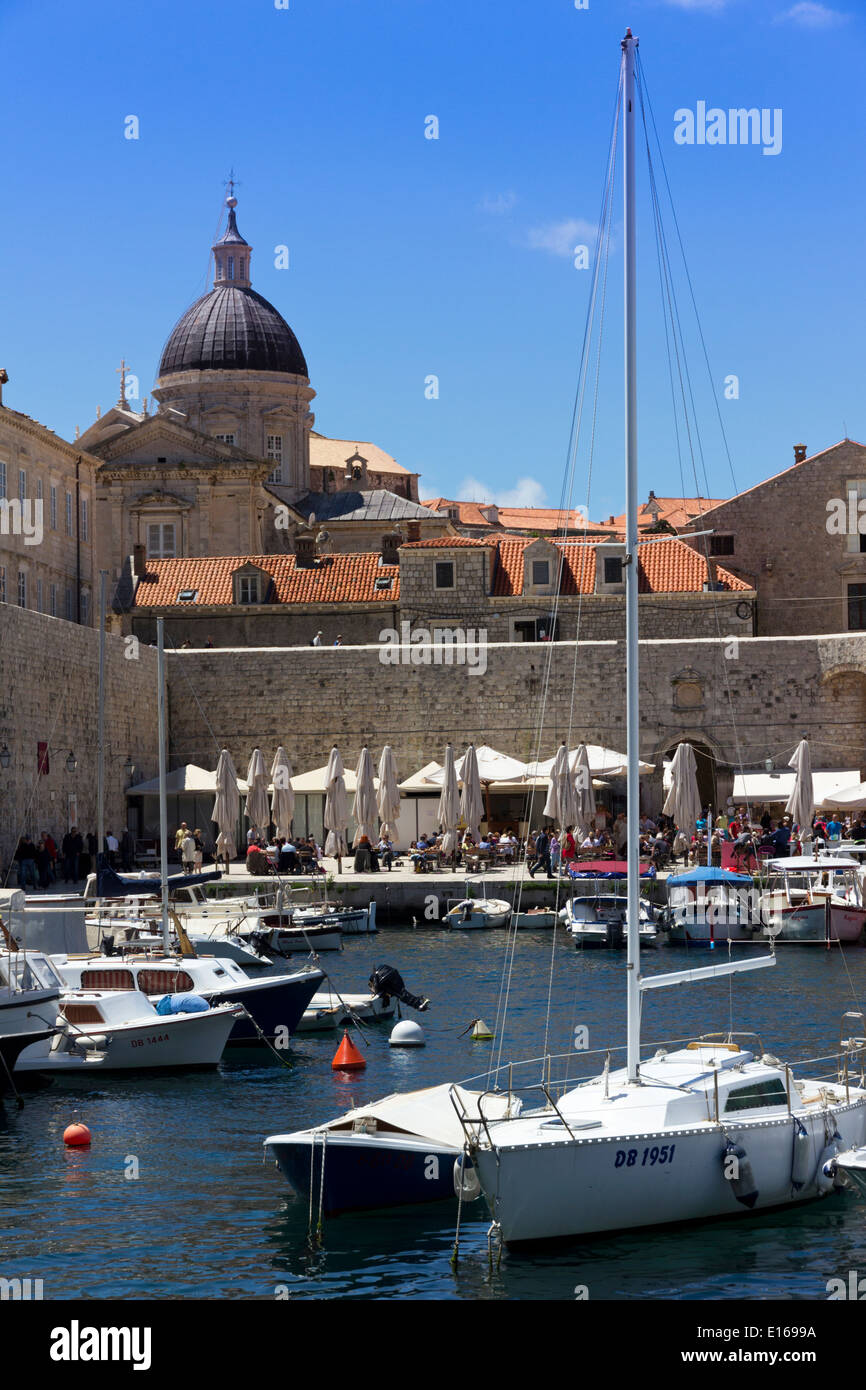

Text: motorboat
xmin=444 ymin=889 xmax=511 ymax=929
xmin=463 ymin=30 xmax=866 ymax=1247
xmin=0 ymin=934 xmax=62 ymax=1039
xmin=91 ymin=912 xmax=273 ymax=968
xmin=264 ymin=1083 xmax=519 ymax=1215
xmin=760 ymin=856 xmax=866 ymax=944
xmin=290 ymin=900 xmax=376 ymax=935
xmin=295 ymin=986 xmax=396 ymax=1033
xmin=15 ymin=989 xmax=241 ymax=1073
xmin=561 ymin=893 xmax=661 ymax=948
xmin=665 ymin=866 xmax=766 ymax=944
xmin=0 ymin=1026 xmax=55 ymax=1092
xmin=48 ymin=951 xmax=324 ymax=1046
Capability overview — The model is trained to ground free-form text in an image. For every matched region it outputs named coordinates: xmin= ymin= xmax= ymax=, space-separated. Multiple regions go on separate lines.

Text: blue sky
xmin=2 ymin=0 xmax=862 ymax=522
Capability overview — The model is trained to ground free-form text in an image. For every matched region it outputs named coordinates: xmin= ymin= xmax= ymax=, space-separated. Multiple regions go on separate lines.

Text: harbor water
xmin=3 ymin=926 xmax=866 ymax=1300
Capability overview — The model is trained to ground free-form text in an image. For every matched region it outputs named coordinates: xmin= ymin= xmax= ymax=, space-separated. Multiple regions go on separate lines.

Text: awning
xmin=527 ymin=744 xmax=654 ymax=778
xmin=126 ymin=763 xmax=250 ymax=795
xmin=732 ymin=769 xmax=859 ymax=805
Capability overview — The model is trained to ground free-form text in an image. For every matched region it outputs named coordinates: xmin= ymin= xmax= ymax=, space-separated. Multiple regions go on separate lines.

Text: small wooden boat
xmin=511 ymin=907 xmax=557 ymax=928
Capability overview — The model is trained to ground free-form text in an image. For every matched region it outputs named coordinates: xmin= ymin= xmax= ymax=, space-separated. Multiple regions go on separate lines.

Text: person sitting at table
xmin=278 ymin=838 xmax=298 ymax=873
xmin=410 ymin=836 xmax=432 ymax=871
xmin=377 ymin=835 xmax=395 ymax=869
xmin=354 ymin=834 xmax=374 ymax=872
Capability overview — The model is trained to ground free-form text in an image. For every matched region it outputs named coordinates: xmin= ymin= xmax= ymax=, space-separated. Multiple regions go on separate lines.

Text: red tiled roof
xmin=491 ymin=536 xmax=751 ymax=596
xmin=400 ymin=536 xmax=498 ymax=548
xmin=605 ymin=496 xmax=727 ymax=531
xmin=422 ymin=498 xmax=616 ymax=533
xmin=131 ymin=554 xmax=400 ymax=608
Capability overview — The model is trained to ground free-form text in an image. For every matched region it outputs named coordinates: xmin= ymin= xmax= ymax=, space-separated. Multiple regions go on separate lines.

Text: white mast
xmin=157 ymin=617 xmax=171 ymax=954
xmin=623 ymin=27 xmax=641 ymax=1084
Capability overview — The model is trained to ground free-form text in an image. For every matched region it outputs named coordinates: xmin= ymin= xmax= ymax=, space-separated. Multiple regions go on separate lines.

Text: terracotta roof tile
xmin=132 ymin=553 xmax=400 ymax=609
xmin=491 ymin=535 xmax=751 ymax=596
xmin=400 ymin=536 xmax=497 ymax=548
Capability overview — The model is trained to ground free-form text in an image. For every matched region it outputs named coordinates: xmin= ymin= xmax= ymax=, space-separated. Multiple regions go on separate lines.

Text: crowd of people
xmin=12 ymin=826 xmax=133 ymax=888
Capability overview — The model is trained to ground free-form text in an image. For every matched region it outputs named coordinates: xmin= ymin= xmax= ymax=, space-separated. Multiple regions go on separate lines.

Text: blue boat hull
xmin=269 ymin=1137 xmax=460 ymax=1215
xmin=204 ymin=971 xmax=323 ymax=1044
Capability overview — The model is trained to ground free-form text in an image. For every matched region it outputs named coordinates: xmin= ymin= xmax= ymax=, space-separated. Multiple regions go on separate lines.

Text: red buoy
xmin=332 ymin=1030 xmax=365 ymax=1070
xmin=63 ymin=1123 xmax=91 ymax=1147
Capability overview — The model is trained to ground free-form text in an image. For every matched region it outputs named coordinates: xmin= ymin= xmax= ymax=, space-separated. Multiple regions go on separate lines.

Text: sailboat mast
xmin=157 ymin=617 xmax=171 ymax=954
xmin=623 ymin=27 xmax=641 ymax=1084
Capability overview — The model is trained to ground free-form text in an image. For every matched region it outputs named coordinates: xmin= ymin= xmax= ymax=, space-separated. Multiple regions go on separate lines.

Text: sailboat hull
xmin=475 ymin=1097 xmax=866 ymax=1245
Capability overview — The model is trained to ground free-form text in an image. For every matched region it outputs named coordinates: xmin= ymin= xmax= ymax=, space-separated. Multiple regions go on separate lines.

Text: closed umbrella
xmin=662 ymin=741 xmax=702 ymax=833
xmin=460 ymin=743 xmax=484 ymax=843
xmin=438 ymin=743 xmax=460 ymax=860
xmin=324 ymin=746 xmax=349 ymax=867
xmin=212 ymin=748 xmax=240 ymax=863
xmin=785 ymin=739 xmax=814 ymax=845
xmin=270 ymin=746 xmax=294 ymax=838
xmin=377 ymin=745 xmax=401 ymax=840
xmin=245 ymin=748 xmax=270 ymax=836
xmin=573 ymin=743 xmax=597 ymax=837
xmin=353 ymin=745 xmax=377 ymax=841
xmin=544 ymin=743 xmax=574 ymax=830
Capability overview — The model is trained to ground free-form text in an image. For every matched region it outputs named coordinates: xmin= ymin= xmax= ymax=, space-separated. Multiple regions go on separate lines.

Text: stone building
xmin=0 ymin=382 xmax=98 ymax=626
xmin=693 ymin=440 xmax=866 ymax=637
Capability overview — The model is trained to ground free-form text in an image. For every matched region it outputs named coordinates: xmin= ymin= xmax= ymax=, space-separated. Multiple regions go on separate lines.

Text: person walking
xmin=105 ymin=830 xmax=119 ymax=867
xmin=529 ymin=828 xmax=553 ymax=879
xmin=181 ymin=829 xmax=197 ymax=872
xmin=15 ymin=836 xmax=38 ymax=890
xmin=311 ymin=630 xmax=323 ymax=646
xmin=193 ymin=829 xmax=205 ymax=871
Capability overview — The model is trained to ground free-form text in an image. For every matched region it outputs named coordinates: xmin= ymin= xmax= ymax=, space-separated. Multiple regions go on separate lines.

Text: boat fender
xmin=723 ymin=1141 xmax=759 ymax=1208
xmin=791 ymin=1119 xmax=811 ymax=1191
xmin=154 ymin=993 xmax=211 ymax=1015
xmin=453 ymin=1153 xmax=481 ymax=1201
xmin=816 ymin=1133 xmax=847 ymax=1194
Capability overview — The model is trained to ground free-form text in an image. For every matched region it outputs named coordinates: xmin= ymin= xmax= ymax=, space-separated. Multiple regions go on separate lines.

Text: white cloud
xmin=479 ymin=191 xmax=517 ymax=215
xmin=775 ymin=1 xmax=848 ymax=25
xmin=456 ymin=475 xmax=548 ymax=508
xmin=525 ymin=218 xmax=597 ymax=259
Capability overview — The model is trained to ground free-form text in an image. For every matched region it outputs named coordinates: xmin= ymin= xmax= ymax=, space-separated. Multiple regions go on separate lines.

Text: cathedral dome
xmin=157 ymin=285 xmax=308 ymax=377
xmin=157 ymin=197 xmax=308 ymax=378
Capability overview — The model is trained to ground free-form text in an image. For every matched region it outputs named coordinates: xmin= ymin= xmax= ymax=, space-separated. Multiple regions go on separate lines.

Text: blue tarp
xmin=155 ymin=994 xmax=210 ymax=1015
xmin=95 ymin=867 xmax=223 ymax=898
xmin=667 ymin=866 xmax=753 ymax=887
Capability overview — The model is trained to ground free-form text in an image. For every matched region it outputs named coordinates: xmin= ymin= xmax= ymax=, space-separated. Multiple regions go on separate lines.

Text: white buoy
xmin=471 ymin=1018 xmax=493 ymax=1041
xmin=390 ymin=1020 xmax=425 ymax=1047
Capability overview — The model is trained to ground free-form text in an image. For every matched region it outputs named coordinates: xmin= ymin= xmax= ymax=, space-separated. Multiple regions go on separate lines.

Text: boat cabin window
xmin=723 ymin=1078 xmax=787 ymax=1113
xmin=137 ymin=969 xmax=195 ymax=993
xmin=81 ymin=968 xmax=136 ymax=991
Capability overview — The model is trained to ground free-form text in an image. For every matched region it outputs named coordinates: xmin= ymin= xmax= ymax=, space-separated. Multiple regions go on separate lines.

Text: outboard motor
xmin=369 ymin=964 xmax=429 ymax=1012
xmin=102 ymin=935 xmax=117 ymax=957
xmin=606 ymin=913 xmax=625 ymax=949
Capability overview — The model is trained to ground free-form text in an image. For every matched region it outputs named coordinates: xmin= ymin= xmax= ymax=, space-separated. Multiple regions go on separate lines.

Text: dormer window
xmin=238 ymin=575 xmax=260 ymax=605
xmin=604 ymin=557 xmax=623 ymax=584
xmin=532 ymin=560 xmax=550 ymax=586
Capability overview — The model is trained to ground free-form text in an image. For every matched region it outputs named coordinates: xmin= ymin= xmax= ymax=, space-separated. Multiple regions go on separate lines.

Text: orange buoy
xmin=63 ymin=1123 xmax=91 ymax=1147
xmin=332 ymin=1030 xmax=365 ymax=1070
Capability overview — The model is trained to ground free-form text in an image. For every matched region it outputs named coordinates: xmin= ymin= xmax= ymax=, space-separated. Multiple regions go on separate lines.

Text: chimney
xmin=132 ymin=544 xmax=146 ymax=578
xmin=381 ymin=532 xmax=402 ymax=564
xmin=406 ymin=521 xmax=421 ymax=542
xmin=0 ymin=368 xmax=7 ymax=406
xmin=294 ymin=531 xmax=317 ymax=567
xmin=794 ymin=443 xmax=807 ymax=464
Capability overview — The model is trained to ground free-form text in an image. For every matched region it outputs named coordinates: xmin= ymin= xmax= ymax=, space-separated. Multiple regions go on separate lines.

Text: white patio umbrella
xmin=212 ymin=748 xmax=240 ymax=861
xmin=460 ymin=743 xmax=484 ymax=842
xmin=353 ymin=745 xmax=378 ymax=841
xmin=270 ymin=746 xmax=295 ymax=838
xmin=438 ymin=743 xmax=461 ymax=857
xmin=573 ymin=742 xmax=597 ymax=836
xmin=245 ymin=748 xmax=270 ymax=835
xmin=377 ymin=745 xmax=401 ymax=839
xmin=324 ymin=746 xmax=349 ymax=864
xmin=543 ymin=743 xmax=575 ymax=829
xmin=662 ymin=741 xmax=702 ymax=832
xmin=785 ymin=739 xmax=814 ymax=842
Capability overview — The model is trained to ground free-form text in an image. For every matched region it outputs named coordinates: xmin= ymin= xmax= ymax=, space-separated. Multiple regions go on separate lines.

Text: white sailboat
xmin=466 ymin=30 xmax=866 ymax=1245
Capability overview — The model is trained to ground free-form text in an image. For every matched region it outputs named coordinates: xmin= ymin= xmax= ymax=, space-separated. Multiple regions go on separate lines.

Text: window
xmin=80 ymin=497 xmax=88 ymax=542
xmin=36 ymin=578 xmax=43 ymax=613
xmin=848 ymin=584 xmax=866 ymax=630
xmin=80 ymin=591 xmax=89 ymax=625
xmin=0 ymin=566 xmax=5 ymax=602
xmin=724 ymin=1078 xmax=788 ymax=1113
xmin=216 ymin=257 xmax=223 ymax=280
xmin=65 ymin=491 xmax=73 ymax=536
xmin=227 ymin=255 xmax=234 ymax=280
xmin=514 ymin=617 xmax=559 ymax=643
xmin=17 ymin=571 xmax=26 ymax=608
xmin=178 ymin=588 xmax=198 ymax=602
xmin=267 ymin=434 xmax=283 ymax=483
xmin=214 ymin=433 xmax=235 ymax=446
xmin=531 ymin=559 xmax=551 ymax=585
xmin=49 ymin=486 xmax=57 ymax=530
xmin=49 ymin=583 xmax=57 ymax=617
xmin=604 ymin=556 xmax=623 ymax=584
xmin=0 ymin=461 xmax=6 ymax=497
xmin=238 ymin=575 xmax=260 ymax=605
xmin=36 ymin=477 xmax=43 ymax=504
xmin=374 ymin=576 xmax=393 ymax=590
xmin=710 ymin=534 xmax=734 ymax=556
xmin=147 ymin=523 xmax=176 ymax=558
xmin=239 ymin=258 xmax=246 ymax=279
xmin=65 ymin=587 xmax=74 ymax=621
xmin=18 ymin=469 xmax=26 ymax=504
xmin=435 ymin=560 xmax=455 ymax=589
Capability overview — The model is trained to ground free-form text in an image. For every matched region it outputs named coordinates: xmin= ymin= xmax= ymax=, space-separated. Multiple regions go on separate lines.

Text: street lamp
xmin=764 ymin=757 xmax=774 ymax=774
xmin=123 ymin=756 xmax=135 ymax=781
xmin=65 ymin=751 xmax=77 ymax=773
